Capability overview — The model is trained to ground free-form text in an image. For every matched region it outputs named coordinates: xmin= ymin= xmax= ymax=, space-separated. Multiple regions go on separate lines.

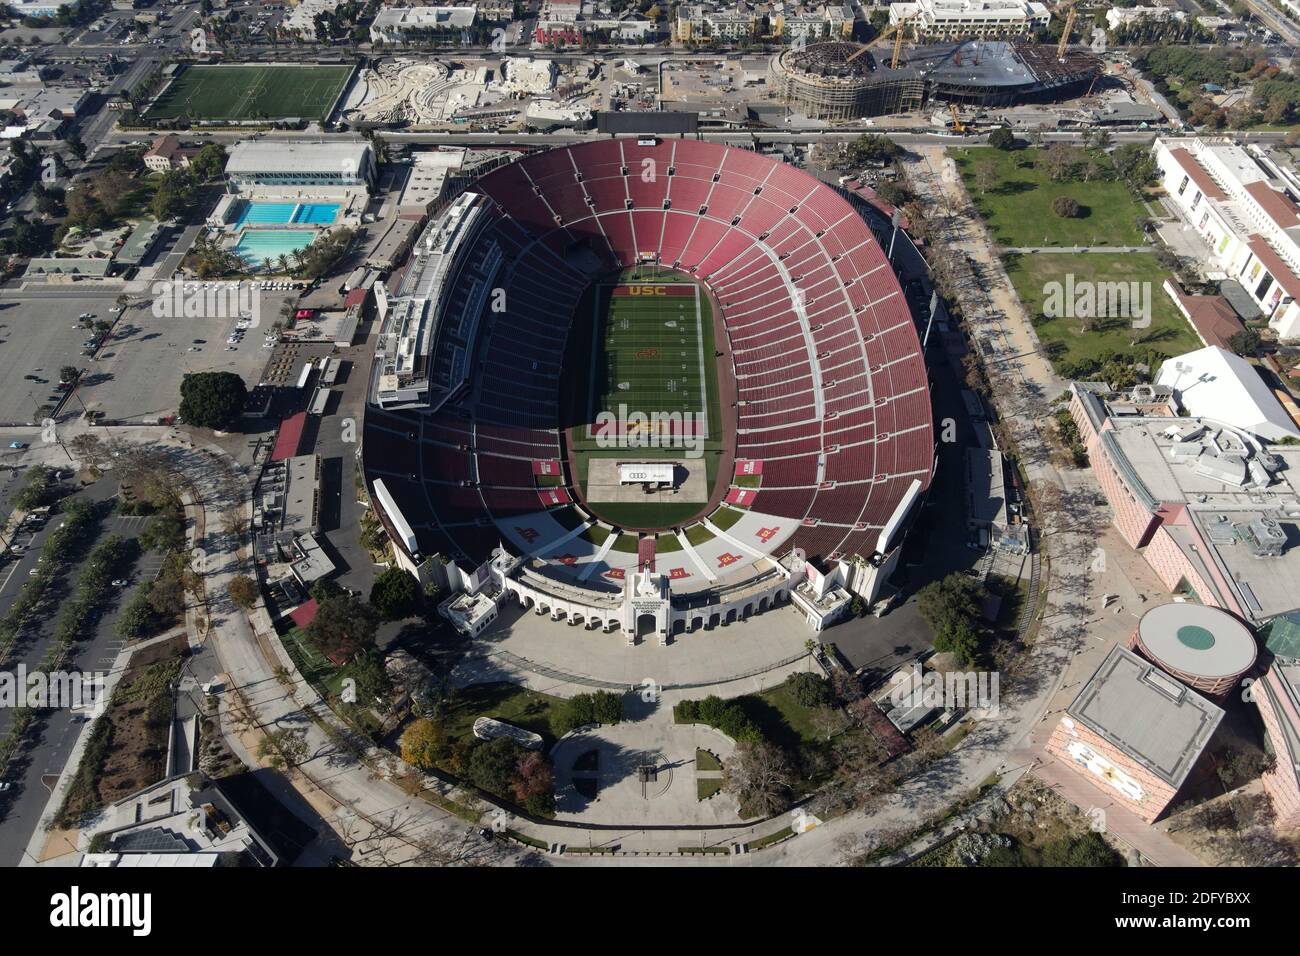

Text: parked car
xmin=8 ymin=441 xmax=27 ymax=449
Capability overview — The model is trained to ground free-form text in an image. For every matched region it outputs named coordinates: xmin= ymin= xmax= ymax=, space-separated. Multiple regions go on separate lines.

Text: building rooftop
xmin=1154 ymin=345 xmax=1300 ymax=442
xmin=1067 ymin=645 xmax=1224 ymax=789
xmin=1135 ymin=602 xmax=1257 ymax=680
xmin=225 ymin=140 xmax=371 ymax=177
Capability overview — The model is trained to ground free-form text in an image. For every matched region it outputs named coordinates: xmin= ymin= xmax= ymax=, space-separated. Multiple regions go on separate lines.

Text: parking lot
xmin=1 ymin=277 xmax=304 ymax=426
xmin=0 ymin=293 xmax=119 ymax=426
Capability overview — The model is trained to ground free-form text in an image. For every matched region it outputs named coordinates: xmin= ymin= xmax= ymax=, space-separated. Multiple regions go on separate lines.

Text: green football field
xmin=587 ymin=280 xmax=712 ymax=433
xmin=564 ymin=270 xmax=725 ymax=529
xmin=146 ymin=65 xmax=354 ymax=121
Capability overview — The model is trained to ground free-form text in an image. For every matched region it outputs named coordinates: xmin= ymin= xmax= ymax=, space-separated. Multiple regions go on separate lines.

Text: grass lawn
xmin=1004 ymin=252 xmax=1199 ymax=374
xmin=953 ymin=147 xmax=1148 ymax=248
xmin=656 ymin=532 xmax=683 ymax=552
xmin=709 ymin=506 xmax=743 ymax=532
xmin=281 ymin=627 xmax=348 ymax=697
xmin=697 ymin=778 xmax=723 ymax=800
xmin=695 ymin=748 xmax=722 ymax=772
xmin=147 ymin=64 xmax=354 ymax=121
xmin=442 ymin=682 xmax=566 ymax=747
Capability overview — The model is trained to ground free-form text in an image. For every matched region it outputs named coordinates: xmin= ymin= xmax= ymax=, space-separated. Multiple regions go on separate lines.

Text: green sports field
xmin=565 ymin=269 xmax=725 ymax=529
xmin=146 ymin=65 xmax=354 ymax=121
xmin=586 ymin=279 xmax=712 ymax=432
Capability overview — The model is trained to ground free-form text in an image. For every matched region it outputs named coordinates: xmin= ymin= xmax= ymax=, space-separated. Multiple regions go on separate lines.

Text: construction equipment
xmin=949 ymin=103 xmax=967 ymax=135
xmin=848 ymin=14 xmax=913 ymax=69
xmin=1057 ymin=3 xmax=1076 ymax=60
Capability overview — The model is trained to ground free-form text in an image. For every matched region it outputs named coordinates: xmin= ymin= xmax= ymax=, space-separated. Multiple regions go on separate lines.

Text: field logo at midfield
xmin=1041 ymin=273 xmax=1151 ymax=329
xmin=593 ymin=403 xmax=704 ymax=459
xmin=151 ymin=279 xmax=261 ymax=328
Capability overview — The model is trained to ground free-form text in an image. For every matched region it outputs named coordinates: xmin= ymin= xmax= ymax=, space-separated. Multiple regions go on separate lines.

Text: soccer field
xmin=587 ymin=281 xmax=712 ymax=437
xmin=146 ymin=65 xmax=354 ymax=121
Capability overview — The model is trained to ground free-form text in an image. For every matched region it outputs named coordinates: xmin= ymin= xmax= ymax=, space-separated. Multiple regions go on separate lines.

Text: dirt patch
xmin=55 ymin=635 xmax=187 ymax=827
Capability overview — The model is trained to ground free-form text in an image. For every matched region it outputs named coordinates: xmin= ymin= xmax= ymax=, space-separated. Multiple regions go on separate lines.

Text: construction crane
xmin=847 ymin=15 xmax=913 ymax=70
xmin=1057 ymin=3 xmax=1076 ymax=61
xmin=949 ymin=103 xmax=967 ymax=135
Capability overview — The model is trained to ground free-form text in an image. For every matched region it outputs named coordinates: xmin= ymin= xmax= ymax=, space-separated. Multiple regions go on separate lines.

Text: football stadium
xmin=363 ymin=140 xmax=934 ymax=642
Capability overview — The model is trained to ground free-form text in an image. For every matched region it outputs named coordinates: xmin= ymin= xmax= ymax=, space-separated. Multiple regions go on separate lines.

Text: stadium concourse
xmin=362 ymin=139 xmax=934 ymax=637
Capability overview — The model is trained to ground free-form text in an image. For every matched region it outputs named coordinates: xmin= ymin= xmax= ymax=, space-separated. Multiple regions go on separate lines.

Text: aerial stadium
xmin=771 ymin=39 xmax=1103 ymax=121
xmin=362 ymin=141 xmax=934 ymax=644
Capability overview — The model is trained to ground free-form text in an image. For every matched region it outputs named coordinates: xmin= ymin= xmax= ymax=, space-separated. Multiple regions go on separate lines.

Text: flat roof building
xmin=1128 ymin=602 xmax=1257 ymax=701
xmin=1070 ymin=382 xmax=1300 ymax=625
xmin=1046 ymin=645 xmax=1224 ymax=822
xmin=224 ymin=140 xmax=375 ymax=197
xmin=1153 ymin=138 xmax=1300 ymax=341
xmin=890 ymin=0 xmax=1051 ymax=40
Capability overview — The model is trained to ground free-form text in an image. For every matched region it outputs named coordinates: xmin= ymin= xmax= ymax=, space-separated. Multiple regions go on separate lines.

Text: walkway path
xmin=1001 ymin=245 xmax=1154 ymax=254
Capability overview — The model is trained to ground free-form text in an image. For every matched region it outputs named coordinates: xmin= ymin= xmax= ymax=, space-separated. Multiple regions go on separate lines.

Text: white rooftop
xmin=1156 ymin=346 xmax=1300 ymax=442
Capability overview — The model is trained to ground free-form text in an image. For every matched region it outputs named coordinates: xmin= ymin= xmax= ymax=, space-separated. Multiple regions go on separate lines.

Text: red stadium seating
xmin=374 ymin=141 xmax=932 ymax=565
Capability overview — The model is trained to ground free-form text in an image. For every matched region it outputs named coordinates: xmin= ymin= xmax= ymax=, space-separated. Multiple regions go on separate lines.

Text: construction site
xmin=770 ymin=37 xmax=1102 ymax=121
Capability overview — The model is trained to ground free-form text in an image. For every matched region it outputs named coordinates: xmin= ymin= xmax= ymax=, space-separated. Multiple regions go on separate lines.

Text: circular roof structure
xmin=1135 ymin=604 xmax=1257 ymax=680
xmin=780 ymin=41 xmax=877 ymax=80
xmin=363 ymin=140 xmax=932 ymax=591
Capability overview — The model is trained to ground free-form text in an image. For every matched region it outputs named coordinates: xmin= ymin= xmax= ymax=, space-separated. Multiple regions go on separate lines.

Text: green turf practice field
xmin=565 ymin=268 xmax=725 ymax=530
xmin=146 ymin=65 xmax=354 ymax=121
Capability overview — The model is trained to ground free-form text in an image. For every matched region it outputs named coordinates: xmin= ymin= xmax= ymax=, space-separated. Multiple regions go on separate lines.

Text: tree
xmin=179 ymin=371 xmax=247 ymax=430
xmin=512 ymin=751 xmax=555 ymax=815
xmin=257 ymin=726 xmax=309 ymax=769
xmin=227 ymin=574 xmax=258 ymax=610
xmin=974 ymin=160 xmax=998 ymax=195
xmin=305 ymin=593 xmax=378 ymax=664
xmin=934 ymin=620 xmax=982 ymax=666
xmin=787 ymin=671 xmax=833 ymax=708
xmin=917 ymin=573 xmax=983 ymax=637
xmin=1051 ymin=195 xmax=1081 ymax=218
xmin=342 ymin=648 xmax=391 ymax=704
xmin=465 ymin=736 xmax=524 ymax=797
xmin=558 ymin=690 xmax=624 ymax=732
xmin=187 ymin=142 xmax=226 ymax=182
xmin=69 ymin=433 xmax=108 ymax=473
xmin=1040 ymin=832 xmax=1123 ymax=867
xmin=987 ymin=127 xmax=1016 ymax=150
xmin=1227 ymin=328 xmax=1261 ymax=356
xmin=722 ymin=740 xmax=793 ymax=817
xmin=845 ymin=133 xmax=901 ymax=167
xmin=369 ymin=566 xmax=421 ymax=620
xmin=400 ymin=717 xmax=447 ymax=770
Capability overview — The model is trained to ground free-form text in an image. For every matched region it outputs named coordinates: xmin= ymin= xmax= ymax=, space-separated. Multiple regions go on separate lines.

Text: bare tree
xmin=722 ymin=741 xmax=793 ymax=817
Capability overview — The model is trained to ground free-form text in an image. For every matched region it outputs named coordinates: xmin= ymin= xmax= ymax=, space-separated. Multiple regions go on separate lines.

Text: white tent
xmin=1156 ymin=346 xmax=1300 ymax=442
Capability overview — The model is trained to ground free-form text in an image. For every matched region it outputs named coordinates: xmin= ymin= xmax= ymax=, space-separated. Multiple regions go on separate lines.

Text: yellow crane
xmin=949 ymin=103 xmax=967 ymax=134
xmin=1057 ymin=4 xmax=1076 ymax=60
xmin=847 ymin=15 xmax=913 ymax=70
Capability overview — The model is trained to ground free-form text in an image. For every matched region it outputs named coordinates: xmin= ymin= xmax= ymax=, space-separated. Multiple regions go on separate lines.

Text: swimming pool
xmin=234 ymin=202 xmax=340 ymax=229
xmin=292 ymin=203 xmax=340 ymax=225
xmin=234 ymin=230 xmax=318 ymax=266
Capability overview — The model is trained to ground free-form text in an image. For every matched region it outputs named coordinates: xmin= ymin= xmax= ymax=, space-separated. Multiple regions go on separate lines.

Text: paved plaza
xmin=552 ymin=715 xmax=740 ymax=826
xmin=451 ymin=599 xmax=818 ymax=701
